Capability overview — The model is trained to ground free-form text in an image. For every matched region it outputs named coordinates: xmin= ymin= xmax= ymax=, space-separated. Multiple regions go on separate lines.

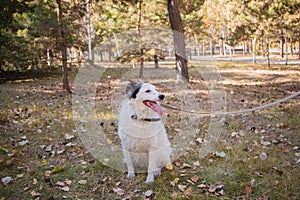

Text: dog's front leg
xmin=124 ymin=150 xmax=135 ymax=179
xmin=146 ymin=151 xmax=160 ymax=183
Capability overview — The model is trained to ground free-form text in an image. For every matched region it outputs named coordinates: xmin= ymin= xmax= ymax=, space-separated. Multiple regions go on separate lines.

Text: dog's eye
xmin=145 ymin=90 xmax=151 ymax=93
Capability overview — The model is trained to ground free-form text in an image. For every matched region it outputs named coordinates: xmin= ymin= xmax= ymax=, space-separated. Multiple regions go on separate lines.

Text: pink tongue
xmin=147 ymin=102 xmax=163 ymax=116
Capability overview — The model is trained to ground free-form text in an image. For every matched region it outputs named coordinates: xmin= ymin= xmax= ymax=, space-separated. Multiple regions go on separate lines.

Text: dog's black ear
xmin=126 ymin=80 xmax=137 ymax=96
xmin=130 ymin=83 xmax=142 ymax=99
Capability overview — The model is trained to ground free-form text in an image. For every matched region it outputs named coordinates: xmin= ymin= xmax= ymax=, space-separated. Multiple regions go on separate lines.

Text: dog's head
xmin=126 ymin=81 xmax=165 ymax=116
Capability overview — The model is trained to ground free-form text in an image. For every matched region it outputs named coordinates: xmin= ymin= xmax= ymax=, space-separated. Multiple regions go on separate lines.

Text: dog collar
xmin=131 ymin=114 xmax=161 ymax=122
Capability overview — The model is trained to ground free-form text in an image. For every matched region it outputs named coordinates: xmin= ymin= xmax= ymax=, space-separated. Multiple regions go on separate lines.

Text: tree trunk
xmin=290 ymin=40 xmax=293 ymax=57
xmin=139 ymin=48 xmax=144 ymax=78
xmin=252 ymin=37 xmax=257 ymax=64
xmin=266 ymin=34 xmax=270 ymax=68
xmin=280 ymin=24 xmax=284 ymax=58
xmin=261 ymin=38 xmax=265 ymax=58
xmin=154 ymin=54 xmax=159 ymax=68
xmin=87 ymin=0 xmax=93 ymax=61
xmin=137 ymin=0 xmax=144 ymax=78
xmin=167 ymin=0 xmax=189 ymax=82
xmin=298 ymin=24 xmax=300 ymax=59
xmin=56 ymin=0 xmax=71 ymax=93
xmin=284 ymin=22 xmax=288 ymax=65
xmin=242 ymin=34 xmax=245 ymax=55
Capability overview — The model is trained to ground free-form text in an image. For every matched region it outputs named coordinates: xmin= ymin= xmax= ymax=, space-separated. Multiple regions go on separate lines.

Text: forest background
xmin=1 ymin=0 xmax=300 ymax=199
xmin=1 ymin=0 xmax=300 ymax=74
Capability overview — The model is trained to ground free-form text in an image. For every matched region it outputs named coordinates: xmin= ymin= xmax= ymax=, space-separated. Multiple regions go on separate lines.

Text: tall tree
xmin=167 ymin=0 xmax=189 ymax=82
xmin=56 ymin=0 xmax=71 ymax=93
xmin=137 ymin=0 xmax=144 ymax=78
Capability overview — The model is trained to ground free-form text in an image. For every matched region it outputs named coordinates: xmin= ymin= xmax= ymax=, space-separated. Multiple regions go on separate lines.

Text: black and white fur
xmin=118 ymin=81 xmax=171 ymax=183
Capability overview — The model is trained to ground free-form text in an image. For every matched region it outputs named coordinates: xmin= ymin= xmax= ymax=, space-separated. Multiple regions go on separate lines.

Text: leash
xmin=161 ymin=90 xmax=300 ymax=116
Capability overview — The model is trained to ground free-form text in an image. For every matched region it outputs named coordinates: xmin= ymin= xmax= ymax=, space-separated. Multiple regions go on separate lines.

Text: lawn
xmin=0 ymin=61 xmax=299 ymax=199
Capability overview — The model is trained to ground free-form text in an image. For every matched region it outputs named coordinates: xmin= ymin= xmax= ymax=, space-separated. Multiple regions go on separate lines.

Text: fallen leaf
xmin=56 ymin=181 xmax=65 ymax=187
xmin=170 ymin=181 xmax=175 ymax=187
xmin=16 ymin=174 xmax=24 ymax=179
xmin=173 ymin=177 xmax=180 ymax=184
xmin=57 ymin=149 xmax=65 ymax=154
xmin=178 ymin=184 xmax=187 ymax=192
xmin=80 ymin=161 xmax=87 ymax=165
xmin=41 ymin=159 xmax=47 ymax=165
xmin=182 ymin=163 xmax=192 ymax=169
xmin=276 ymin=122 xmax=285 ymax=128
xmin=231 ymin=132 xmax=239 ymax=137
xmin=184 ymin=188 xmax=193 ymax=196
xmin=65 ymin=179 xmax=72 ymax=185
xmin=33 ymin=178 xmax=38 ymax=185
xmin=61 ymin=186 xmax=70 ymax=192
xmin=52 ymin=166 xmax=64 ymax=174
xmin=264 ymin=115 xmax=274 ymax=120
xmin=1 ymin=176 xmax=12 ymax=185
xmin=65 ymin=134 xmax=74 ymax=140
xmin=18 ymin=140 xmax=29 ymax=146
xmin=197 ymin=184 xmax=206 ymax=188
xmin=175 ymin=161 xmax=181 ymax=167
xmin=45 ymin=171 xmax=51 ymax=177
xmin=5 ymin=160 xmax=13 ymax=166
xmin=191 ymin=175 xmax=199 ymax=183
xmin=215 ymin=151 xmax=226 ymax=158
xmin=166 ymin=163 xmax=173 ymax=170
xmin=208 ymin=186 xmax=216 ymax=193
xmin=193 ymin=161 xmax=200 ymax=167
xmin=195 ymin=138 xmax=204 ymax=145
xmin=106 ymin=138 xmax=113 ymax=144
xmin=145 ymin=190 xmax=154 ymax=198
xmin=0 ymin=146 xmax=9 ymax=153
xmin=78 ymin=180 xmax=87 ymax=185
xmin=273 ymin=167 xmax=283 ymax=175
xmin=31 ymin=190 xmax=41 ymax=197
xmin=34 ymin=105 xmax=39 ymax=111
xmin=218 ymin=189 xmax=225 ymax=195
xmin=245 ymin=186 xmax=253 ymax=195
xmin=260 ymin=152 xmax=268 ymax=160
xmin=215 ymin=184 xmax=224 ymax=191
xmin=261 ymin=140 xmax=271 ymax=146
xmin=113 ymin=187 xmax=125 ymax=196
xmin=293 ymin=146 xmax=299 ymax=150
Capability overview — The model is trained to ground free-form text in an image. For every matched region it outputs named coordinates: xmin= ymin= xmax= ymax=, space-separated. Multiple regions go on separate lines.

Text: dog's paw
xmin=153 ymin=169 xmax=161 ymax=177
xmin=127 ymin=172 xmax=135 ymax=179
xmin=145 ymin=174 xmax=154 ymax=184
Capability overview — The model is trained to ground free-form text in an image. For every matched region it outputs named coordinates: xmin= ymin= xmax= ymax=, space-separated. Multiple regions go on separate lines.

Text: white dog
xmin=118 ymin=81 xmax=172 ymax=183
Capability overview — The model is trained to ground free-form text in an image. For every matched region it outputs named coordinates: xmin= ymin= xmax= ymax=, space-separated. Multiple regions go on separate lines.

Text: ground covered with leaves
xmin=0 ymin=62 xmax=299 ymax=199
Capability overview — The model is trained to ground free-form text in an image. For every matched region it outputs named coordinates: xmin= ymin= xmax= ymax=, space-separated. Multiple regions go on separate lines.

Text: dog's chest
xmin=124 ymin=136 xmax=153 ymax=153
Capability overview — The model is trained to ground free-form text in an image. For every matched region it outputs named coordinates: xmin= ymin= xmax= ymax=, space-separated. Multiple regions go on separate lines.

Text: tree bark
xmin=137 ymin=0 xmax=144 ymax=78
xmin=252 ymin=37 xmax=257 ymax=64
xmin=87 ymin=0 xmax=93 ymax=61
xmin=266 ymin=34 xmax=270 ymax=68
xmin=154 ymin=54 xmax=159 ymax=68
xmin=298 ymin=24 xmax=300 ymax=59
xmin=56 ymin=0 xmax=71 ymax=93
xmin=167 ymin=0 xmax=189 ymax=82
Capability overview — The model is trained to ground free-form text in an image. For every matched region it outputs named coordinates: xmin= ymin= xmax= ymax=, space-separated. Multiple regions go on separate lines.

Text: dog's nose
xmin=159 ymin=94 xmax=165 ymax=100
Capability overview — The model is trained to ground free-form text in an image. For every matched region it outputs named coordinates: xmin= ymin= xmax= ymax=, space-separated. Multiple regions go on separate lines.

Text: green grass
xmin=0 ymin=61 xmax=299 ymax=199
